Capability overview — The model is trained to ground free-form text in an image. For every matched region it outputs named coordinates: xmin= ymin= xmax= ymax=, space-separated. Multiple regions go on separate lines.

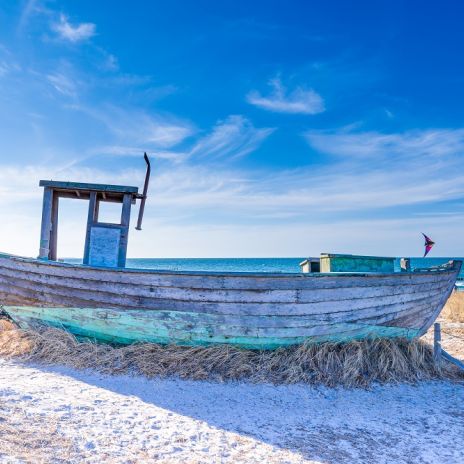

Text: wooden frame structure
xmin=38 ymin=181 xmax=142 ymax=268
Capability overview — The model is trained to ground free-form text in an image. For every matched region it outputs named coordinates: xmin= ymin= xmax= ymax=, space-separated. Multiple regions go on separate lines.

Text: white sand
xmin=0 ymin=359 xmax=463 ymax=463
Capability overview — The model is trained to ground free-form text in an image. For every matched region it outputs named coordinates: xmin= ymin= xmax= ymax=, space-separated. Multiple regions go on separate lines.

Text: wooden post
xmin=94 ymin=196 xmax=100 ymax=223
xmin=433 ymin=322 xmax=442 ymax=364
xmin=38 ymin=187 xmax=53 ymax=259
xmin=49 ymin=194 xmax=59 ymax=261
xmin=118 ymin=193 xmax=132 ymax=267
xmin=83 ymin=192 xmax=98 ymax=265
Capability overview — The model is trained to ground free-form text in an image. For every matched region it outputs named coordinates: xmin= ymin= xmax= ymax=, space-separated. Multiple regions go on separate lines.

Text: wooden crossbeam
xmin=434 ymin=322 xmax=464 ymax=371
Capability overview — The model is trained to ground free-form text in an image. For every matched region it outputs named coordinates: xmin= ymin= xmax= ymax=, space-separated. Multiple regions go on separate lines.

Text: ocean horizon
xmin=63 ymin=256 xmax=464 ymax=278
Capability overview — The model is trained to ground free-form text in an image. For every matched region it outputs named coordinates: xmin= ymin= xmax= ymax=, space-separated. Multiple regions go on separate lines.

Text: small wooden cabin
xmin=38 ymin=181 xmax=142 ymax=267
xmin=38 ymin=154 xmax=150 ymax=268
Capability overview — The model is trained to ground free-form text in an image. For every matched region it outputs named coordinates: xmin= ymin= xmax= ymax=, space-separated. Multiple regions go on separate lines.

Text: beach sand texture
xmin=1 ymin=360 xmax=463 ymax=464
xmin=0 ymin=292 xmax=463 ymax=463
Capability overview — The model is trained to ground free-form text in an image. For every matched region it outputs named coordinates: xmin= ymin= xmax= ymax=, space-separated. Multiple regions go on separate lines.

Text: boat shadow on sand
xmin=6 ymin=358 xmax=463 ymax=464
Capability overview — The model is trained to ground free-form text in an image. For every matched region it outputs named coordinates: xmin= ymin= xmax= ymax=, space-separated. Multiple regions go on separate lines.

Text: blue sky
xmin=0 ymin=0 xmax=464 ymax=258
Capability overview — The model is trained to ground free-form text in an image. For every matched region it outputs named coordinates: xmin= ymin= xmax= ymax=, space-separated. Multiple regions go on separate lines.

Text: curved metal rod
xmin=135 ymin=153 xmax=151 ymax=231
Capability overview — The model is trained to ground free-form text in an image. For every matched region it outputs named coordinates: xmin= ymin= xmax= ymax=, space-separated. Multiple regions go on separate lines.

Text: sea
xmin=64 ymin=257 xmax=464 ymax=279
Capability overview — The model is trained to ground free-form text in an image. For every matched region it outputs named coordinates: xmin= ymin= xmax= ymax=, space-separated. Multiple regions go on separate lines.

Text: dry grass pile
xmin=0 ymin=322 xmax=462 ymax=387
xmin=441 ymin=291 xmax=464 ymax=322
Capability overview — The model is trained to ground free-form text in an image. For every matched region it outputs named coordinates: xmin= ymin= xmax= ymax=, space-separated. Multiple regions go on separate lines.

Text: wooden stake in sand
xmin=434 ymin=322 xmax=464 ymax=371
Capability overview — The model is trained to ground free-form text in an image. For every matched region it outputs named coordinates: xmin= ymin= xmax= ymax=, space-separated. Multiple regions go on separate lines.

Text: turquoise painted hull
xmin=5 ymin=306 xmax=421 ymax=349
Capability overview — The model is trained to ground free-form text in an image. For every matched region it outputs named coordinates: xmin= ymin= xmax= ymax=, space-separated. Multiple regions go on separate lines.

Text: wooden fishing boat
xmin=0 ymin=253 xmax=460 ymax=349
xmin=0 ymin=155 xmax=461 ymax=349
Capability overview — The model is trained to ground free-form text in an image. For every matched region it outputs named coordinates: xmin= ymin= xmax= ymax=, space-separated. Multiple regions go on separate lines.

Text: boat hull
xmin=0 ymin=253 xmax=460 ymax=349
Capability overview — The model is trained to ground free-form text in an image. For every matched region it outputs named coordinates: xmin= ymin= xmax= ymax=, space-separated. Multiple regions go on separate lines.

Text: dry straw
xmin=441 ymin=292 xmax=464 ymax=322
xmin=0 ymin=320 xmax=462 ymax=387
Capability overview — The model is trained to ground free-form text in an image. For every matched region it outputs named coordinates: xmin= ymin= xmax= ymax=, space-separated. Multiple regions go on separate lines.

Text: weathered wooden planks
xmin=0 ymin=263 xmax=453 ymax=304
xmin=38 ymin=188 xmax=54 ymax=260
xmin=0 ymin=253 xmax=460 ymax=348
xmin=0 ymin=272 xmax=452 ymax=316
xmin=39 ymin=180 xmax=139 ymax=195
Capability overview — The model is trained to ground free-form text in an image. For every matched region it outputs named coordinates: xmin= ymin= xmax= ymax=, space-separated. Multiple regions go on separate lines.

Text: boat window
xmin=97 ymin=200 xmax=124 ymax=225
xmin=53 ymin=198 xmax=88 ymax=262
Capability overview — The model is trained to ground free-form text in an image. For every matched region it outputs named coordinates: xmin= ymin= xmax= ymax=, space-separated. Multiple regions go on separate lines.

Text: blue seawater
xmin=63 ymin=256 xmax=464 ymax=278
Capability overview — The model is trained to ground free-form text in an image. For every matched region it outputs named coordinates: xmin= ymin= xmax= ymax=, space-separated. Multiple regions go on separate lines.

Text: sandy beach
xmin=1 ymin=358 xmax=463 ymax=464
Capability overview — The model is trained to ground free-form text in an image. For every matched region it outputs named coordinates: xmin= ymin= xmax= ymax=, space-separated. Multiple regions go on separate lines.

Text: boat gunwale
xmin=0 ymin=252 xmax=461 ymax=279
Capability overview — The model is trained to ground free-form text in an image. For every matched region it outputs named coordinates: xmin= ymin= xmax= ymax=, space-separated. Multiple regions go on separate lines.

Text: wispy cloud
xmin=0 ymin=46 xmax=21 ymax=78
xmin=189 ymin=115 xmax=274 ymax=160
xmin=52 ymin=14 xmax=96 ymax=43
xmin=146 ymin=162 xmax=464 ymax=215
xmin=247 ymin=77 xmax=325 ymax=114
xmin=384 ymin=108 xmax=394 ymax=119
xmin=0 ymin=60 xmax=20 ymax=77
xmin=17 ymin=0 xmax=41 ymax=33
xmin=305 ymin=128 xmax=464 ymax=159
xmin=94 ymin=145 xmax=186 ymax=162
xmin=99 ymin=52 xmax=118 ymax=71
xmin=46 ymin=72 xmax=78 ymax=97
xmin=73 ymin=104 xmax=195 ymax=150
xmin=89 ymin=115 xmax=274 ymax=163
xmin=144 ymin=124 xmax=193 ymax=148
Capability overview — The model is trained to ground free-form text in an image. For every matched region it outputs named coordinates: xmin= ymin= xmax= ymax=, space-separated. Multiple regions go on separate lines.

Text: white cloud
xmin=247 ymin=77 xmax=325 ymax=114
xmin=94 ymin=145 xmax=186 ymax=162
xmin=144 ymin=123 xmax=193 ymax=148
xmin=52 ymin=14 xmax=96 ymax=43
xmin=73 ymin=104 xmax=195 ymax=149
xmin=86 ymin=115 xmax=273 ymax=165
xmin=146 ymin=162 xmax=464 ymax=216
xmin=6 ymin=155 xmax=460 ymax=223
xmin=2 ymin=137 xmax=464 ymax=258
xmin=189 ymin=115 xmax=274 ymax=160
xmin=305 ymin=128 xmax=464 ymax=159
xmin=127 ymin=215 xmax=464 ymax=258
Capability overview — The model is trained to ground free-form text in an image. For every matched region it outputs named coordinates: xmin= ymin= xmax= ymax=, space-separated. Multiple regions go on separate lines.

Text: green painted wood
xmin=4 ymin=306 xmax=420 ymax=349
xmin=320 ymin=254 xmax=395 ymax=273
xmin=1 ymin=305 xmax=420 ymax=338
xmin=0 ymin=289 xmax=441 ymax=330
